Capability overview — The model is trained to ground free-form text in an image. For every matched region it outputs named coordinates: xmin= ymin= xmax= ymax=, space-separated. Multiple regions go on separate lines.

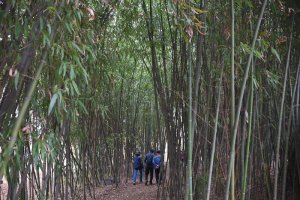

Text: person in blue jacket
xmin=153 ymin=150 xmax=161 ymax=184
xmin=144 ymin=149 xmax=154 ymax=185
xmin=132 ymin=152 xmax=143 ymax=185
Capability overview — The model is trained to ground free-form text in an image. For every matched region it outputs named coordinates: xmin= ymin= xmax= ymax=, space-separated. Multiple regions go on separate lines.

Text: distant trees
xmin=0 ymin=0 xmax=299 ymax=199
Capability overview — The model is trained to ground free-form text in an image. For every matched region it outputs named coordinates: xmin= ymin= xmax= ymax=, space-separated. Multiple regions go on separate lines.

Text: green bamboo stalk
xmin=281 ymin=58 xmax=299 ymax=200
xmin=187 ymin=24 xmax=194 ymax=200
xmin=3 ymin=50 xmax=48 ymax=161
xmin=186 ymin=0 xmax=194 ymax=199
xmin=241 ymin=62 xmax=254 ymax=200
xmin=225 ymin=0 xmax=268 ymax=199
xmin=258 ymin=120 xmax=273 ymax=199
xmin=206 ymin=65 xmax=224 ymax=200
xmin=230 ymin=0 xmax=235 ymax=127
xmin=230 ymin=0 xmax=235 ymax=198
xmin=273 ymin=23 xmax=293 ymax=200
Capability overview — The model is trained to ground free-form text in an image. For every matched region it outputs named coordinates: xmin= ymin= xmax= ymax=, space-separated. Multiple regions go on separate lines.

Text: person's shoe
xmin=145 ymin=181 xmax=148 ymax=186
xmin=133 ymin=182 xmax=136 ymax=185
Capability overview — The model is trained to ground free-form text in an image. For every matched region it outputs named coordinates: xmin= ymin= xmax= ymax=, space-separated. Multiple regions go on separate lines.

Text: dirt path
xmin=92 ymin=182 xmax=157 ymax=200
xmin=1 ymin=180 xmax=158 ymax=200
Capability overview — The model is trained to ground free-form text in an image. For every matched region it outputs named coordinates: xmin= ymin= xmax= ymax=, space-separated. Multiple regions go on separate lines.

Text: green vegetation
xmin=0 ymin=0 xmax=300 ymax=199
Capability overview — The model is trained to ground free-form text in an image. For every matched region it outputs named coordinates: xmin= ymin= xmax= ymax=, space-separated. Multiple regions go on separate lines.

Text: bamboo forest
xmin=0 ymin=0 xmax=300 ymax=199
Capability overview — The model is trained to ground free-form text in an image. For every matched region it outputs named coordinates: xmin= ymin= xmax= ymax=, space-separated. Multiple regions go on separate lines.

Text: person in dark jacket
xmin=153 ymin=150 xmax=161 ymax=184
xmin=144 ymin=149 xmax=154 ymax=185
xmin=132 ymin=152 xmax=143 ymax=185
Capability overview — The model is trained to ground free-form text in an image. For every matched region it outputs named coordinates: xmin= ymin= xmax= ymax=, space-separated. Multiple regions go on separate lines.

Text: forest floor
xmin=0 ymin=179 xmax=158 ymax=200
xmin=90 ymin=181 xmax=157 ymax=200
xmin=0 ymin=180 xmax=8 ymax=200
xmin=1 ymin=178 xmax=284 ymax=200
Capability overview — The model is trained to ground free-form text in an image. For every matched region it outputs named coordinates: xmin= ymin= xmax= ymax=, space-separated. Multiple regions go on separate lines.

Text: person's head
xmin=156 ymin=150 xmax=160 ymax=154
xmin=135 ymin=152 xmax=140 ymax=156
xmin=150 ymin=149 xmax=154 ymax=153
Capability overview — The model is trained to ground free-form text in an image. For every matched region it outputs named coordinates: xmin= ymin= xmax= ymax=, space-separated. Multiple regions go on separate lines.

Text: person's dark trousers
xmin=155 ymin=167 xmax=160 ymax=184
xmin=145 ymin=165 xmax=154 ymax=184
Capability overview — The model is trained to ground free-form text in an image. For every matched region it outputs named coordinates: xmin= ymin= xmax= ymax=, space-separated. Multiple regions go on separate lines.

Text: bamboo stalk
xmin=230 ymin=0 xmax=236 ymax=197
xmin=273 ymin=23 xmax=294 ymax=200
xmin=281 ymin=58 xmax=300 ymax=200
xmin=225 ymin=0 xmax=268 ymax=199
xmin=206 ymin=64 xmax=224 ymax=200
xmin=241 ymin=62 xmax=254 ymax=200
xmin=3 ymin=49 xmax=48 ymax=160
xmin=187 ymin=21 xmax=194 ymax=200
xmin=186 ymin=0 xmax=194 ymax=199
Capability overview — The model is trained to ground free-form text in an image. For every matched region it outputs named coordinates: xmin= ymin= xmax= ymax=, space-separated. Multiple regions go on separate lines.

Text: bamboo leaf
xmin=271 ymin=48 xmax=281 ymax=63
xmin=77 ymin=100 xmax=88 ymax=114
xmin=70 ymin=66 xmax=75 ymax=80
xmin=46 ymin=6 xmax=57 ymax=14
xmin=253 ymin=49 xmax=264 ymax=60
xmin=48 ymin=93 xmax=58 ymax=115
xmin=15 ymin=20 xmax=21 ymax=38
xmin=14 ymin=71 xmax=19 ymax=90
xmin=191 ymin=6 xmax=207 ymax=14
xmin=59 ymin=62 xmax=67 ymax=77
xmin=72 ymin=80 xmax=80 ymax=95
xmin=71 ymin=41 xmax=84 ymax=55
xmin=47 ymin=23 xmax=51 ymax=34
xmin=65 ymin=22 xmax=73 ymax=34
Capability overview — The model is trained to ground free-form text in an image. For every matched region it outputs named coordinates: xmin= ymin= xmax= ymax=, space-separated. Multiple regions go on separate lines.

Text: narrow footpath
xmin=0 ymin=179 xmax=158 ymax=199
xmin=95 ymin=181 xmax=157 ymax=200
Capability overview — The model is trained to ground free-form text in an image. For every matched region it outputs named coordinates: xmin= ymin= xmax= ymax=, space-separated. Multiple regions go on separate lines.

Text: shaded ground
xmin=0 ymin=180 xmax=8 ymax=200
xmin=88 ymin=181 xmax=158 ymax=200
xmin=0 ymin=179 xmax=158 ymax=200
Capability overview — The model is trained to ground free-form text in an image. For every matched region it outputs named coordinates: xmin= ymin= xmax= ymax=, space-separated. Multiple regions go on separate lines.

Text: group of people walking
xmin=132 ymin=149 xmax=161 ymax=185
